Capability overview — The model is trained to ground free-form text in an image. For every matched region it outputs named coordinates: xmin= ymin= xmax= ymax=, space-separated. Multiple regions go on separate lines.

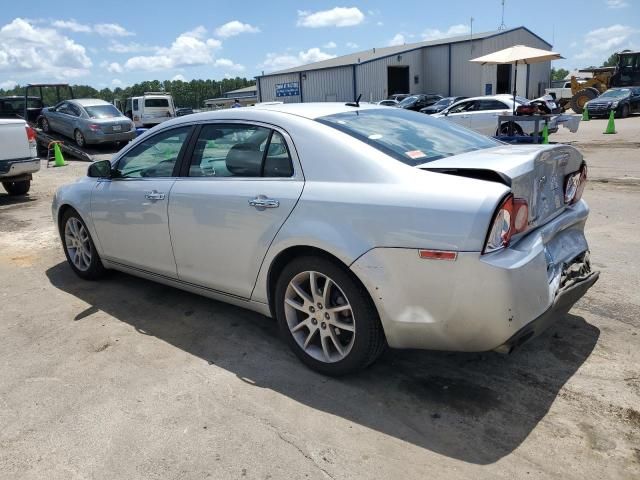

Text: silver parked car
xmin=41 ymin=99 xmax=136 ymax=147
xmin=52 ymin=103 xmax=598 ymax=375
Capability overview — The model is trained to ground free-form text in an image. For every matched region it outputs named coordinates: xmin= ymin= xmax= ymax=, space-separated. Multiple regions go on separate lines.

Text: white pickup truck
xmin=0 ymin=118 xmax=40 ymax=195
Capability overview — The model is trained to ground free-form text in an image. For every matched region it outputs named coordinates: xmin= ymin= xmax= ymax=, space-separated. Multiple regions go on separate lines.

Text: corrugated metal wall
xmin=257 ymin=28 xmax=552 ymax=103
xmin=257 ymin=73 xmax=301 ymax=103
xmin=355 ymin=48 xmax=424 ymax=102
xmin=422 ymin=45 xmax=450 ymax=96
xmin=302 ymin=66 xmax=354 ymax=102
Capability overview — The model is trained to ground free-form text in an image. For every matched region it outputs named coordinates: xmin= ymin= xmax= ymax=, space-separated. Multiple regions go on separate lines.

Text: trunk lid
xmin=419 ymin=144 xmax=584 ymax=230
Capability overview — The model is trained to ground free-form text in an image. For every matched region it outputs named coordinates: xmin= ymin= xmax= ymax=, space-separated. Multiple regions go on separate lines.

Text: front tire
xmin=619 ymin=105 xmax=629 ymax=119
xmin=497 ymin=122 xmax=524 ymax=136
xmin=61 ymin=209 xmax=105 ymax=280
xmin=2 ymin=180 xmax=30 ymax=195
xmin=275 ymin=256 xmax=385 ymax=376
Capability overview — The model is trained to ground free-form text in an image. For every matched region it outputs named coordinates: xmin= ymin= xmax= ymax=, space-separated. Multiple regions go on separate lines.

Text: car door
xmin=442 ymin=100 xmax=475 ymax=129
xmin=90 ymin=125 xmax=193 ymax=277
xmin=469 ymin=99 xmax=510 ymax=135
xmin=47 ymin=102 xmax=67 ymax=133
xmin=168 ymin=122 xmax=304 ymax=299
xmin=64 ymin=103 xmax=83 ymax=138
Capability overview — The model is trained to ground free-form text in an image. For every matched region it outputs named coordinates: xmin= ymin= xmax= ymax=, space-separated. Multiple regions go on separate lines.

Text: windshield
xmin=599 ymin=89 xmax=630 ymax=99
xmin=145 ymin=98 xmax=170 ymax=108
xmin=432 ymin=98 xmax=452 ymax=108
xmin=84 ymin=104 xmax=122 ymax=119
xmin=398 ymin=96 xmax=418 ymax=107
xmin=317 ymin=108 xmax=499 ymax=166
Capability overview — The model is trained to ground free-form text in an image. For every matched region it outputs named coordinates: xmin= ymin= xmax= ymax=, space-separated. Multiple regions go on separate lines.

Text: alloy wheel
xmin=284 ymin=271 xmax=356 ymax=363
xmin=64 ymin=217 xmax=92 ymax=272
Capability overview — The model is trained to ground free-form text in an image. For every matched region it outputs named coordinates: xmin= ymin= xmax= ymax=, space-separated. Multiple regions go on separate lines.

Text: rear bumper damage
xmin=350 ymin=200 xmax=599 ymax=352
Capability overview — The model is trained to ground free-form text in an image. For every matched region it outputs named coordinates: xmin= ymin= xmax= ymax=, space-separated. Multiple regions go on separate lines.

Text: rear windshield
xmin=84 ymin=104 xmax=122 ymax=119
xmin=145 ymin=98 xmax=170 ymax=108
xmin=317 ymin=108 xmax=499 ymax=166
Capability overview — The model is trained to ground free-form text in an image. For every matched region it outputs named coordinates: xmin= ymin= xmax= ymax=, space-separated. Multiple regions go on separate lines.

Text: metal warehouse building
xmin=256 ymin=26 xmax=552 ymax=103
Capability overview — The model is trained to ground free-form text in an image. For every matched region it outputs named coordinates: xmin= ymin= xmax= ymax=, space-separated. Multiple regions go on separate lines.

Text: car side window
xmin=477 ymin=100 xmax=509 ymax=111
xmin=448 ymin=101 xmax=474 ymax=113
xmin=116 ymin=126 xmax=191 ymax=178
xmin=57 ymin=102 xmax=70 ymax=114
xmin=263 ymin=131 xmax=294 ymax=177
xmin=133 ymin=99 xmax=139 ymax=110
xmin=68 ymin=104 xmax=82 ymax=117
xmin=188 ymin=124 xmax=293 ymax=178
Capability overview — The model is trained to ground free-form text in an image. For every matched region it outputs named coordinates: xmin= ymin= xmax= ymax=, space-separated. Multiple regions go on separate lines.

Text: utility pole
xmin=498 ymin=0 xmax=507 ymax=30
xmin=470 ymin=17 xmax=474 ymax=52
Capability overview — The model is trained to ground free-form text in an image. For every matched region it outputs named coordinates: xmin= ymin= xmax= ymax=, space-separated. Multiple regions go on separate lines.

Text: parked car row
xmin=585 ymin=86 xmax=640 ymax=118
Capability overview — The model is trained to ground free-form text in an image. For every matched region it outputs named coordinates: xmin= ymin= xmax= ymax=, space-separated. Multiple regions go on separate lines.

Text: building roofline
xmin=256 ymin=26 xmax=552 ymax=78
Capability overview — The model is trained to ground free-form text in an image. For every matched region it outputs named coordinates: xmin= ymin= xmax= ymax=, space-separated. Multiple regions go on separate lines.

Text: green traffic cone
xmin=53 ymin=143 xmax=67 ymax=167
xmin=542 ymin=123 xmax=549 ymax=144
xmin=604 ymin=109 xmax=617 ymax=134
xmin=582 ymin=105 xmax=590 ymax=121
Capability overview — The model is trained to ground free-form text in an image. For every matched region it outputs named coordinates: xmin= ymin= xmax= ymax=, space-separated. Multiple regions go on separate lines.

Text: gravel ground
xmin=1 ymin=117 xmax=638 ymax=479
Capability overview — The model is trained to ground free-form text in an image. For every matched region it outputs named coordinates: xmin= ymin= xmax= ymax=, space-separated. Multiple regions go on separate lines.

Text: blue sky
xmin=1 ymin=0 xmax=638 ymax=89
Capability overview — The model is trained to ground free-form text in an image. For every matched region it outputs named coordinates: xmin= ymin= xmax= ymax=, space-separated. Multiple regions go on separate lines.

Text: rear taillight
xmin=88 ymin=124 xmax=101 ymax=132
xmin=25 ymin=125 xmax=36 ymax=144
xmin=483 ymin=194 xmax=529 ymax=254
xmin=564 ymin=163 xmax=587 ymax=205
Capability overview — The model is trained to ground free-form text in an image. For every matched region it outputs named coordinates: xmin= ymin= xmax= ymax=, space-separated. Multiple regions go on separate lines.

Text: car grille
xmin=587 ymin=104 xmax=610 ymax=113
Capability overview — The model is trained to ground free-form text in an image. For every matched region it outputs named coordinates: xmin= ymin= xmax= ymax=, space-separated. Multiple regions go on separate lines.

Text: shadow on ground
xmin=46 ymin=263 xmax=600 ymax=465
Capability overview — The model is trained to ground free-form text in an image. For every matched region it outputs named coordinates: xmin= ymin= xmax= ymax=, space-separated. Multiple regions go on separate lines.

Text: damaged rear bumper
xmin=494 ymin=255 xmax=599 ymax=353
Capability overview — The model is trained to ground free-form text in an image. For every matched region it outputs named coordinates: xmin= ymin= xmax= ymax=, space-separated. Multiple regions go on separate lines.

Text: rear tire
xmin=74 ymin=129 xmax=86 ymax=148
xmin=2 ymin=180 xmax=30 ymax=196
xmin=497 ymin=122 xmax=524 ymax=136
xmin=60 ymin=208 xmax=106 ymax=280
xmin=275 ymin=256 xmax=385 ymax=376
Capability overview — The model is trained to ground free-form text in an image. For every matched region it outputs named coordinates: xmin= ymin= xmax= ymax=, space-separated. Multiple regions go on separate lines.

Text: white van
xmin=125 ymin=92 xmax=176 ymax=128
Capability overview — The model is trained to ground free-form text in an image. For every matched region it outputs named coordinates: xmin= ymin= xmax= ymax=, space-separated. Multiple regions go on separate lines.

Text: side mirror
xmin=88 ymin=160 xmax=113 ymax=178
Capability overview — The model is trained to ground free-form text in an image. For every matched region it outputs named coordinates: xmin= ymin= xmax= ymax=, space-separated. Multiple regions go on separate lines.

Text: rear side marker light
xmin=419 ymin=249 xmax=458 ymax=261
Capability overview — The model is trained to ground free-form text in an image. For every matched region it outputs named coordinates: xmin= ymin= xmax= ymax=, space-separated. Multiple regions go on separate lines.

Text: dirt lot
xmin=1 ymin=116 xmax=639 ymax=479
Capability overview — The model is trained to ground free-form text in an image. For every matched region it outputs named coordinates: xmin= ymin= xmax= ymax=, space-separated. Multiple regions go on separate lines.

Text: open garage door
xmin=388 ymin=66 xmax=409 ymax=97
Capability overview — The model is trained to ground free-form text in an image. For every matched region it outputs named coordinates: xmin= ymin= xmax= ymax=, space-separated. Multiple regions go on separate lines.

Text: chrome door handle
xmin=248 ymin=196 xmax=279 ymax=209
xmin=145 ymin=191 xmax=165 ymax=201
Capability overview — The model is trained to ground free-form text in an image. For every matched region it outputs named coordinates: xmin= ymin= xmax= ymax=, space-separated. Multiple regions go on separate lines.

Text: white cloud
xmin=606 ymin=0 xmax=629 ymax=7
xmin=94 ymin=23 xmax=134 ymax=37
xmin=0 ymin=79 xmax=17 ymax=89
xmin=52 ymin=19 xmax=91 ymax=33
xmin=297 ymin=7 xmax=365 ymax=28
xmin=346 ymin=41 xmax=359 ymax=49
xmin=107 ymin=62 xmax=122 ymax=73
xmin=323 ymin=41 xmax=337 ymax=48
xmin=215 ymin=20 xmax=260 ymax=38
xmin=0 ymin=18 xmax=92 ymax=79
xmin=421 ymin=24 xmax=470 ymax=41
xmin=574 ymin=24 xmax=638 ymax=61
xmin=123 ymin=28 xmax=222 ymax=71
xmin=388 ymin=33 xmax=406 ymax=46
xmin=213 ymin=58 xmax=245 ymax=71
xmin=376 ymin=21 xmax=384 ymax=26
xmin=171 ymin=74 xmax=186 ymax=81
xmin=260 ymin=47 xmax=336 ymax=72
xmin=107 ymin=41 xmax=156 ymax=53
xmin=111 ymin=78 xmax=123 ymax=86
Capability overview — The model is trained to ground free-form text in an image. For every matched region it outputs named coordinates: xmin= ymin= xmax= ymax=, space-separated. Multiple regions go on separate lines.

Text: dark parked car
xmin=397 ymin=94 xmax=443 ymax=111
xmin=585 ymin=87 xmax=640 ymax=118
xmin=420 ymin=96 xmax=468 ymax=114
xmin=175 ymin=107 xmax=194 ymax=117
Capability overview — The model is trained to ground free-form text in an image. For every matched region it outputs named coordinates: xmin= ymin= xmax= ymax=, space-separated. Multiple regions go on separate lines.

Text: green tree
xmin=551 ymin=68 xmax=569 ymax=81
xmin=602 ymin=53 xmax=618 ymax=67
xmin=0 ymin=78 xmax=256 ymax=110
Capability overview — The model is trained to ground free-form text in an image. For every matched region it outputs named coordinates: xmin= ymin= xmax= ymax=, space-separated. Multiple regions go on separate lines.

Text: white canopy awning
xmin=470 ymin=45 xmax=563 ymax=65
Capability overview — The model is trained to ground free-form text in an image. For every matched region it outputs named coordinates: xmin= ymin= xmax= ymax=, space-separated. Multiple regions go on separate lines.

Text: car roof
xmin=70 ymin=98 xmax=112 ymax=107
xmin=250 ymin=102 xmax=383 ymax=119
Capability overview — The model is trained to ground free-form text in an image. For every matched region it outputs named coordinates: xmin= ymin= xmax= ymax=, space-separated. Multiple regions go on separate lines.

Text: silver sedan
xmin=41 ymin=99 xmax=136 ymax=147
xmin=51 ymin=103 xmax=598 ymax=375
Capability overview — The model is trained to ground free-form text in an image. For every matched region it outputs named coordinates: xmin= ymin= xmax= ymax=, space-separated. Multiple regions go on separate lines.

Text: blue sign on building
xmin=275 ymin=82 xmax=300 ymax=97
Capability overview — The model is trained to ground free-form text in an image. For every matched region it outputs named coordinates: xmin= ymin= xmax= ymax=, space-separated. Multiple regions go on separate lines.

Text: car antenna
xmin=345 ymin=93 xmax=362 ymax=107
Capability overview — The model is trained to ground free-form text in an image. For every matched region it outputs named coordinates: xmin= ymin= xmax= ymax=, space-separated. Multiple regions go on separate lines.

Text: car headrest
xmin=225 ymin=144 xmax=262 ymax=177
